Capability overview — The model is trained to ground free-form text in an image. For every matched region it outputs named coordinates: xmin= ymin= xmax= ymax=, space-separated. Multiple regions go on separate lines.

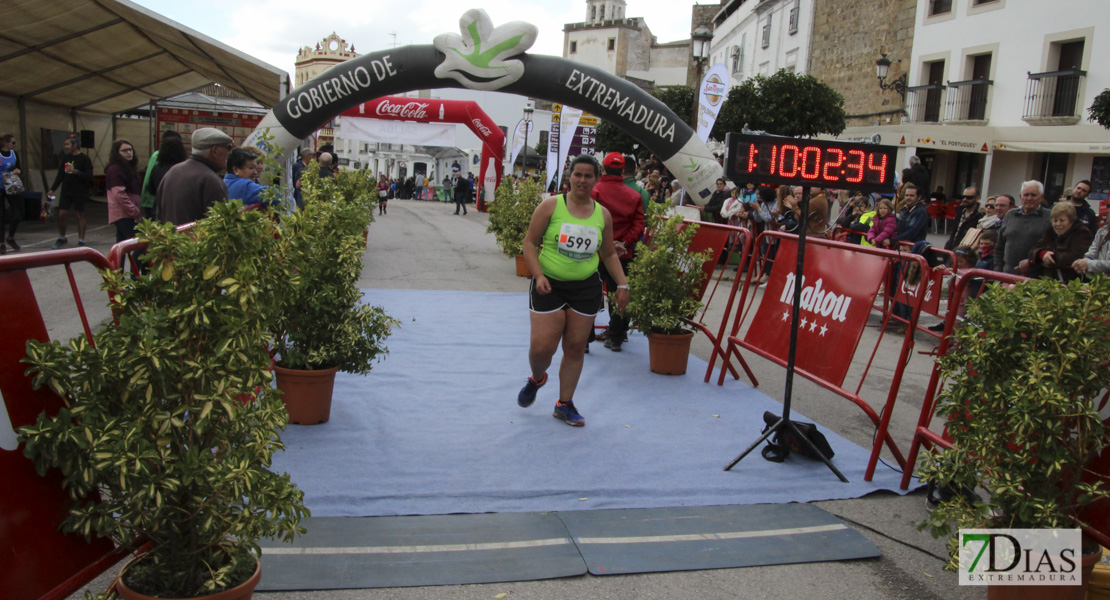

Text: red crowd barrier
xmin=706 ymin=231 xmax=946 ymax=481
xmin=0 ymin=249 xmax=129 ymax=600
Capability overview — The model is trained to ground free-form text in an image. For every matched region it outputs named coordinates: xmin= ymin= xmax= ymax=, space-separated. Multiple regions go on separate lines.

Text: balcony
xmin=905 ymin=83 xmax=945 ymax=123
xmin=1023 ymin=69 xmax=1086 ymax=125
xmin=945 ymin=79 xmax=992 ymax=123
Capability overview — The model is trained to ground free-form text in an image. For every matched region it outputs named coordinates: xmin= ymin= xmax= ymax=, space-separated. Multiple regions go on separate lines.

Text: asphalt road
xmin=50 ymin=197 xmax=983 ymax=600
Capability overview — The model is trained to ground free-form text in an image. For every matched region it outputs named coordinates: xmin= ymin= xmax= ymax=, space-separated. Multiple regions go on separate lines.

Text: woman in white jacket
xmin=1073 ymin=223 xmax=1110 ymax=276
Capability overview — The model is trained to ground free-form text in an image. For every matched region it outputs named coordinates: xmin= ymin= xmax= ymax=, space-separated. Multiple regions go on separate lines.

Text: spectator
xmin=140 ymin=130 xmax=182 ymax=219
xmin=976 ymin=229 xmax=998 ymax=272
xmin=453 ymin=173 xmax=469 ymax=215
xmin=318 ymin=153 xmax=335 ymax=178
xmin=48 ymin=135 xmax=94 ymax=248
xmin=589 ymin=153 xmax=644 ymax=353
xmin=907 ymin=155 xmax=931 ymax=195
xmin=105 ymin=139 xmax=142 ymax=244
xmin=224 ymin=148 xmax=270 ymax=208
xmin=1073 ymin=219 xmax=1110 ymax=278
xmin=291 ymin=147 xmax=314 ymax=209
xmin=893 ymin=184 xmax=929 ymax=246
xmin=945 ymin=186 xmax=983 ymax=250
xmin=0 ymin=133 xmax=23 ymax=253
xmin=995 ymin=181 xmax=1051 ymax=274
xmin=976 ymin=195 xmax=999 ymax=230
xmin=1023 ymin=202 xmax=1093 ymax=282
xmin=1069 ymin=179 xmax=1098 ymax=234
xmin=156 ymin=127 xmax=232 ymax=226
xmin=866 ymin=198 xmax=898 ymax=248
xmin=144 ymin=136 xmax=187 ymax=221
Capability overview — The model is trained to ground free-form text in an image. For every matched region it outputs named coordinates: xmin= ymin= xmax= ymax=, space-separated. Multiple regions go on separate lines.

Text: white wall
xmin=709 ymin=0 xmax=812 ymax=83
xmin=911 ymin=0 xmax=1109 ymax=128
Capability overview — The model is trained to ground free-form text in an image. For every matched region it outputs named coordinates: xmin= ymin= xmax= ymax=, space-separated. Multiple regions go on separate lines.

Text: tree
xmin=713 ymin=70 xmax=847 ymax=139
xmin=1089 ymin=88 xmax=1110 ymax=129
xmin=595 ymin=85 xmax=697 ymax=157
xmin=534 ymin=139 xmax=547 ymax=156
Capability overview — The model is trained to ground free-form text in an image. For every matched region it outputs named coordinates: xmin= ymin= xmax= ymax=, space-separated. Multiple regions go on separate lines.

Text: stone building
xmin=294 ymin=33 xmax=360 ymax=149
xmin=563 ymin=0 xmax=693 ymax=90
xmin=806 ymin=0 xmax=916 ymax=129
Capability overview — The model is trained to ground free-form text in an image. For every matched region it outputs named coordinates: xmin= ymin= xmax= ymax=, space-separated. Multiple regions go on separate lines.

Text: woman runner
xmin=516 ymin=155 xmax=630 ymax=427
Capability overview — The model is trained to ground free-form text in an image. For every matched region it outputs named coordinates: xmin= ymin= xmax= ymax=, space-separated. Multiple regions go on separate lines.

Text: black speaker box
xmin=80 ymin=130 xmax=94 ymax=148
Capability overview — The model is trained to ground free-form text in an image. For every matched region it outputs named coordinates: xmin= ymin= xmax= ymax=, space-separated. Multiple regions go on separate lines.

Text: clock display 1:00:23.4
xmin=743 ymin=142 xmax=888 ymax=185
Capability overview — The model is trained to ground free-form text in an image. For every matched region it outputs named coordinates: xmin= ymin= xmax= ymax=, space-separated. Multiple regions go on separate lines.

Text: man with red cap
xmin=589 ymin=152 xmax=645 ymax=352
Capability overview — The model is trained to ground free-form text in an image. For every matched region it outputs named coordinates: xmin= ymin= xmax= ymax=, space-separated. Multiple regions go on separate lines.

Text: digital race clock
xmin=725 ymin=133 xmax=898 ymax=194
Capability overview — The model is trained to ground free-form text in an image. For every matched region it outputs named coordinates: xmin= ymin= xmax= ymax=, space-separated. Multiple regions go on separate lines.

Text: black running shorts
xmin=529 ymin=273 xmax=603 ymax=316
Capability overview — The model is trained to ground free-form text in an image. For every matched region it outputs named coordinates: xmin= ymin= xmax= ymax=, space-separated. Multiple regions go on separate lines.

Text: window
xmin=929 ymin=0 xmax=952 ymax=15
xmin=731 ymin=46 xmax=740 ymax=73
xmin=736 ymin=33 xmax=746 ymax=76
xmin=599 ymin=6 xmax=605 ymax=19
xmin=761 ymin=15 xmax=771 ymax=48
xmin=972 ymin=0 xmax=999 ymax=4
xmin=590 ymin=6 xmax=596 ymax=21
xmin=608 ymin=38 xmax=616 ymax=51
xmin=570 ymin=41 xmax=577 ymax=54
xmin=788 ymin=0 xmax=800 ymax=34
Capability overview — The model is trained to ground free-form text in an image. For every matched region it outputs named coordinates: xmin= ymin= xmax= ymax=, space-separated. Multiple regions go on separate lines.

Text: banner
xmin=555 ymin=105 xmax=583 ymax=188
xmin=695 ymin=63 xmax=730 ymax=143
xmin=744 ymin=238 xmax=887 ymax=387
xmin=509 ymin=118 xmax=532 ymax=171
xmin=337 ymin=117 xmax=456 ymax=146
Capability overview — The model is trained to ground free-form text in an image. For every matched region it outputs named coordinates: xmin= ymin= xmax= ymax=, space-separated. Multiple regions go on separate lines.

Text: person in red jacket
xmin=589 ymin=152 xmax=645 ymax=352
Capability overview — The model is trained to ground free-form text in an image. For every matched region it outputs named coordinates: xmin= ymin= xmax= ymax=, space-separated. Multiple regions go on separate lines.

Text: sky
xmin=129 ymin=0 xmax=697 ymax=80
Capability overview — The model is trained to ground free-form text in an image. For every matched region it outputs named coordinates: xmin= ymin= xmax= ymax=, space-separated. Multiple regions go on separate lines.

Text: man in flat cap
xmin=156 ymin=127 xmax=232 ymax=226
xmin=291 ymin=147 xmax=314 ymax=209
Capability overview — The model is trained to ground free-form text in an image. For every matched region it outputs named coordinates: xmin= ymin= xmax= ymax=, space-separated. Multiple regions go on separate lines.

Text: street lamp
xmin=875 ymin=53 xmax=907 ymax=102
xmin=690 ymin=25 xmax=713 ymax=127
xmin=521 ymin=105 xmax=533 ymax=177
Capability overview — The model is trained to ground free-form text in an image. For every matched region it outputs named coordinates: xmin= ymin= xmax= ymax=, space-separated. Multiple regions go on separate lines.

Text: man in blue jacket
xmin=894 ymin=185 xmax=928 ymax=245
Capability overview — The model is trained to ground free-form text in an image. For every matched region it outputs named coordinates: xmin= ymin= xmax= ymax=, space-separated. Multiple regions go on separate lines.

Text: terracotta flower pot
xmin=515 ymin=254 xmax=531 ymax=278
xmin=115 ymin=557 xmax=261 ymax=600
xmin=985 ymin=543 xmax=1102 ymax=600
xmin=647 ymin=331 xmax=694 ymax=375
xmin=274 ymin=364 xmax=339 ymax=425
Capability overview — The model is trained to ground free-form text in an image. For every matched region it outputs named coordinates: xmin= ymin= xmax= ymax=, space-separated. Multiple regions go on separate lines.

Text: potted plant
xmin=270 ymin=166 xmax=399 ymax=424
xmin=486 ymin=175 xmax=544 ymax=276
xmin=18 ymin=202 xmax=310 ymax=599
xmin=917 ymin=277 xmax=1110 ymax=599
xmin=623 ymin=203 xmax=711 ymax=375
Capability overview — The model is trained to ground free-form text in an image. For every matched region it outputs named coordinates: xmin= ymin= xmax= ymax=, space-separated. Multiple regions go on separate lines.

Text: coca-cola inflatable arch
xmin=340 ymin=97 xmax=504 ymax=209
xmin=246 ymin=8 xmax=720 ymax=206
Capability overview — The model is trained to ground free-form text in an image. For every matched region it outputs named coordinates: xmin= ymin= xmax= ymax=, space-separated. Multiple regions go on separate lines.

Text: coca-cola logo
xmin=472 ymin=119 xmax=493 ymax=137
xmin=375 ymin=100 xmax=430 ymax=120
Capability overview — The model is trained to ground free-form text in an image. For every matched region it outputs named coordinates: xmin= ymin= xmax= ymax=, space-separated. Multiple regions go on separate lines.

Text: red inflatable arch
xmin=340 ymin=97 xmax=504 ymax=211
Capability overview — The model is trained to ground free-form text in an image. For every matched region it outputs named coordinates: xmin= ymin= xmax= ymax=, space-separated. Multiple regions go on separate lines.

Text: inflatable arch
xmin=340 ymin=97 xmax=504 ymax=208
xmin=246 ymin=8 xmax=720 ymax=206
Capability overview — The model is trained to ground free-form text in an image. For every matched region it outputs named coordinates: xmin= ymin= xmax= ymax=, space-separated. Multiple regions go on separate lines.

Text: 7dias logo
xmin=959 ymin=529 xmax=1081 ymax=586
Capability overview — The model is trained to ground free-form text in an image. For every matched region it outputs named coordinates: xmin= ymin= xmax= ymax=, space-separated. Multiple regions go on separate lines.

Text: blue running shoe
xmin=517 ymin=373 xmax=547 ymax=407
xmin=553 ymin=400 xmax=585 ymax=427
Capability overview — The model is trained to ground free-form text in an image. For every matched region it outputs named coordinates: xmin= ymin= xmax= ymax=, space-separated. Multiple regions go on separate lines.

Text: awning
xmin=994 ymin=140 xmax=1110 ymax=153
xmin=0 ymin=0 xmax=287 ymax=114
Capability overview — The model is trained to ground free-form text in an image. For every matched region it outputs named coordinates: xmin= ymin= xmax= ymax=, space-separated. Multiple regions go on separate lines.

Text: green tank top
xmin=539 ymin=195 xmax=605 ymax=281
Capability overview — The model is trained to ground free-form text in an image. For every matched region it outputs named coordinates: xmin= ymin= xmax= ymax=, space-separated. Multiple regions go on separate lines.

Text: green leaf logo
xmin=434 ymin=9 xmax=538 ymax=91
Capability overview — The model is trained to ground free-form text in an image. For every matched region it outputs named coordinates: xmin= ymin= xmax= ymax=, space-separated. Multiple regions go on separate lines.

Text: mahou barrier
xmin=708 ymin=231 xmax=940 ymax=481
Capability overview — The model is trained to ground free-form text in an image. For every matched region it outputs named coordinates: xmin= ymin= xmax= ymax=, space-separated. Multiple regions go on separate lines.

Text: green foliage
xmin=713 ymin=70 xmax=847 ymax=139
xmin=596 ymin=85 xmax=696 ymax=155
xmin=271 ymin=165 xmax=399 ymax=372
xmin=916 ymin=277 xmax=1110 ymax=569
xmin=623 ymin=203 xmax=710 ymax=334
xmin=1089 ymin=88 xmax=1110 ymax=129
xmin=18 ymin=202 xmax=310 ymax=598
xmin=487 ymin=175 xmax=545 ymax=256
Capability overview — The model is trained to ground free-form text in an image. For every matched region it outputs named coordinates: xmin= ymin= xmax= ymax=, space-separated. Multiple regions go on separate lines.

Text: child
xmin=865 ymin=198 xmax=897 ymax=248
xmin=928 ymin=244 xmax=981 ymax=331
xmin=976 ymin=229 xmax=997 ymax=271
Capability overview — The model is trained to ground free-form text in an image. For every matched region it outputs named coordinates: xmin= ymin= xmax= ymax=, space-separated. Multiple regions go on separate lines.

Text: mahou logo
xmin=376 ymin=100 xmax=430 ymax=120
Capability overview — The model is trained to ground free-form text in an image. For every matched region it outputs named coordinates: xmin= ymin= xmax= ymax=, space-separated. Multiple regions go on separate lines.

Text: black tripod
xmin=723 ymin=186 xmax=848 ymax=482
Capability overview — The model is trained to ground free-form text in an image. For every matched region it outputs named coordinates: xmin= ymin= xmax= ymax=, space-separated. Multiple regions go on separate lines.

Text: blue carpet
xmin=270 ymin=289 xmax=908 ymax=518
